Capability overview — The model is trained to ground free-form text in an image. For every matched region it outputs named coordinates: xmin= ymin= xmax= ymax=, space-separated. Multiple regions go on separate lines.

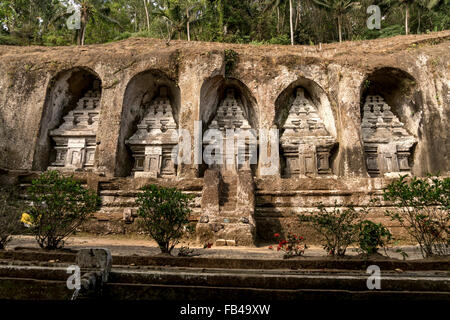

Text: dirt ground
xmin=6 ymin=234 xmax=428 ymax=260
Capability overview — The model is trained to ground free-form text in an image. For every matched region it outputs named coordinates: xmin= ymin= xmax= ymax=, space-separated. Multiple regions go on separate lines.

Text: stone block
xmin=226 ymin=240 xmax=236 ymax=246
xmin=76 ymin=248 xmax=112 ymax=273
xmin=215 ymin=239 xmax=227 ymax=246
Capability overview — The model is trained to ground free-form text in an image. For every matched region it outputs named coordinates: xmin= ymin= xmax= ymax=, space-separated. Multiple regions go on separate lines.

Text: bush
xmin=27 ymin=171 xmax=101 ymax=250
xmin=267 ymin=34 xmax=291 ymax=45
xmin=299 ymin=202 xmax=368 ymax=256
xmin=357 ymin=220 xmax=392 ymax=255
xmin=273 ymin=233 xmax=307 ymax=259
xmin=0 ymin=185 xmax=23 ymax=249
xmin=383 ymin=175 xmax=449 ymax=257
xmin=136 ymin=185 xmax=194 ymax=255
xmin=0 ymin=35 xmax=25 ymax=46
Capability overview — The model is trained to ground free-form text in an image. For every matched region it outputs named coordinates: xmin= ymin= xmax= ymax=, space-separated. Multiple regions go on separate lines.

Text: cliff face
xmin=0 ymin=31 xmax=449 ymax=177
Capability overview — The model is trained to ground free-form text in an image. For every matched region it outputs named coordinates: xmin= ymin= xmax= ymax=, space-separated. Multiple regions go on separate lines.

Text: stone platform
xmin=0 ymin=246 xmax=449 ymax=301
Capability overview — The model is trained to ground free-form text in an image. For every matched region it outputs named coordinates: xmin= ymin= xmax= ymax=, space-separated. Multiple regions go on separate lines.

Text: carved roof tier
xmin=126 ymin=86 xmax=178 ymax=146
xmin=362 ymin=95 xmax=416 ymax=148
xmin=207 ymin=88 xmax=252 ymax=132
xmin=280 ymin=88 xmax=336 ymax=147
xmin=50 ymin=82 xmax=101 ymax=138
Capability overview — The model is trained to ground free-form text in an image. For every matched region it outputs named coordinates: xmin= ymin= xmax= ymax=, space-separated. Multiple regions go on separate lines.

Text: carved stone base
xmin=196 ymin=220 xmax=256 ymax=247
xmin=196 ymin=169 xmax=256 ymax=246
xmin=133 ymin=171 xmax=159 ymax=178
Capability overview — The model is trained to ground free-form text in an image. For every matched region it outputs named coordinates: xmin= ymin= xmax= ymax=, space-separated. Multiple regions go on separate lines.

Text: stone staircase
xmin=1 ymin=251 xmax=449 ymax=301
xmin=196 ymin=169 xmax=256 ymax=246
xmin=219 ymin=173 xmax=237 ymax=214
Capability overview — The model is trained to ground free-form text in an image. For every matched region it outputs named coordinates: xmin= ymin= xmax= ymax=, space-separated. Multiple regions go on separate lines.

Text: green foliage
xmin=357 ymin=220 xmax=392 ymax=255
xmin=268 ymin=34 xmax=291 ymax=45
xmin=27 ymin=171 xmax=101 ymax=250
xmin=136 ymin=184 xmax=194 ymax=254
xmin=0 ymin=35 xmax=25 ymax=45
xmin=299 ymin=202 xmax=368 ymax=256
xmin=0 ymin=0 xmax=448 ymax=46
xmin=224 ymin=49 xmax=239 ymax=77
xmin=383 ymin=175 xmax=450 ymax=257
xmin=0 ymin=185 xmax=24 ymax=249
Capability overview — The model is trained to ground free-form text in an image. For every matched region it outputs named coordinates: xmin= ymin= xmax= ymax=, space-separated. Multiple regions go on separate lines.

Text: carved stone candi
xmin=280 ymin=88 xmax=337 ymax=177
xmin=362 ymin=95 xmax=417 ymax=177
xmin=126 ymin=86 xmax=178 ymax=178
xmin=203 ymin=88 xmax=256 ymax=173
xmin=49 ymin=80 xmax=101 ymax=170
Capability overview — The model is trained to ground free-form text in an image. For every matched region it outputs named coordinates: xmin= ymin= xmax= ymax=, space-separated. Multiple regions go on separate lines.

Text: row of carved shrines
xmin=48 ymin=82 xmax=416 ymax=178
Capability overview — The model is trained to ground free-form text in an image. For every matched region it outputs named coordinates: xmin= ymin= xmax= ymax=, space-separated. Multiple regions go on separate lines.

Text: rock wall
xmin=1 ymin=32 xmax=449 ymax=243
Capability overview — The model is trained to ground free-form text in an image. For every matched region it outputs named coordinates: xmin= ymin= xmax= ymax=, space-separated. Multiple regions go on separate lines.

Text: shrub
xmin=274 ymin=233 xmax=307 ymax=259
xmin=27 ymin=171 xmax=101 ymax=250
xmin=383 ymin=175 xmax=449 ymax=257
xmin=0 ymin=185 xmax=24 ymax=249
xmin=357 ymin=220 xmax=392 ymax=255
xmin=299 ymin=202 xmax=368 ymax=256
xmin=136 ymin=184 xmax=194 ymax=255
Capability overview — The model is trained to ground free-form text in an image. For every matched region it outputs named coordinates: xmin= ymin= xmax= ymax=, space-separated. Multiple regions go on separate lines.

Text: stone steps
xmin=219 ymin=174 xmax=238 ymax=212
xmin=1 ymin=263 xmax=449 ymax=301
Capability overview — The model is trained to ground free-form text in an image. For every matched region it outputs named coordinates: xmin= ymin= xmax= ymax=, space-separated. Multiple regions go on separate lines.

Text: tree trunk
xmin=417 ymin=8 xmax=421 ymax=34
xmin=187 ymin=7 xmax=190 ymax=41
xmin=277 ymin=7 xmax=280 ymax=34
xmin=218 ymin=0 xmax=224 ymax=38
xmin=289 ymin=0 xmax=294 ymax=45
xmin=405 ymin=4 xmax=409 ymax=35
xmin=337 ymin=14 xmax=342 ymax=43
xmin=81 ymin=24 xmax=86 ymax=46
xmin=295 ymin=0 xmax=301 ymax=30
xmin=143 ymin=0 xmax=150 ymax=32
xmin=77 ymin=6 xmax=88 ymax=46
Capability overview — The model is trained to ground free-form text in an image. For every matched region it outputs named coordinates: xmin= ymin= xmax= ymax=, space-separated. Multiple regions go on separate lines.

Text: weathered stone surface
xmin=203 ymin=88 xmax=256 ymax=172
xmin=1 ymin=33 xmax=448 ymax=176
xmin=280 ymin=88 xmax=337 ymax=177
xmin=48 ymin=80 xmax=101 ymax=171
xmin=200 ymin=169 xmax=220 ymax=216
xmin=0 ymin=32 xmax=449 ymax=243
xmin=76 ymin=248 xmax=112 ymax=269
xmin=215 ymin=239 xmax=226 ymax=246
xmin=362 ymin=95 xmax=416 ymax=177
xmin=226 ymin=240 xmax=236 ymax=246
xmin=126 ymin=86 xmax=178 ymax=178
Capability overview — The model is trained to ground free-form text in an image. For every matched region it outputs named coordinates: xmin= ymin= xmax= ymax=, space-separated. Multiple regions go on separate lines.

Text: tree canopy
xmin=0 ymin=0 xmax=448 ymax=46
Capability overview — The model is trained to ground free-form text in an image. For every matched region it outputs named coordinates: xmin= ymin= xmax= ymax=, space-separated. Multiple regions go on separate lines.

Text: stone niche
xmin=48 ymin=80 xmax=101 ymax=171
xmin=280 ymin=88 xmax=337 ymax=177
xmin=203 ymin=88 xmax=257 ymax=173
xmin=126 ymin=86 xmax=178 ymax=178
xmin=362 ymin=95 xmax=417 ymax=177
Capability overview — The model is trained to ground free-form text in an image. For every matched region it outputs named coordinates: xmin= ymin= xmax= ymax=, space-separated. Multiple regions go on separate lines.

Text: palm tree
xmin=143 ymin=0 xmax=151 ymax=32
xmin=73 ymin=0 xmax=122 ymax=45
xmin=398 ymin=0 xmax=414 ymax=35
xmin=179 ymin=0 xmax=206 ymax=41
xmin=265 ymin=0 xmax=295 ymax=45
xmin=311 ymin=0 xmax=360 ymax=42
xmin=406 ymin=0 xmax=445 ymax=34
xmin=383 ymin=0 xmax=443 ymax=35
xmin=153 ymin=0 xmax=201 ymax=43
